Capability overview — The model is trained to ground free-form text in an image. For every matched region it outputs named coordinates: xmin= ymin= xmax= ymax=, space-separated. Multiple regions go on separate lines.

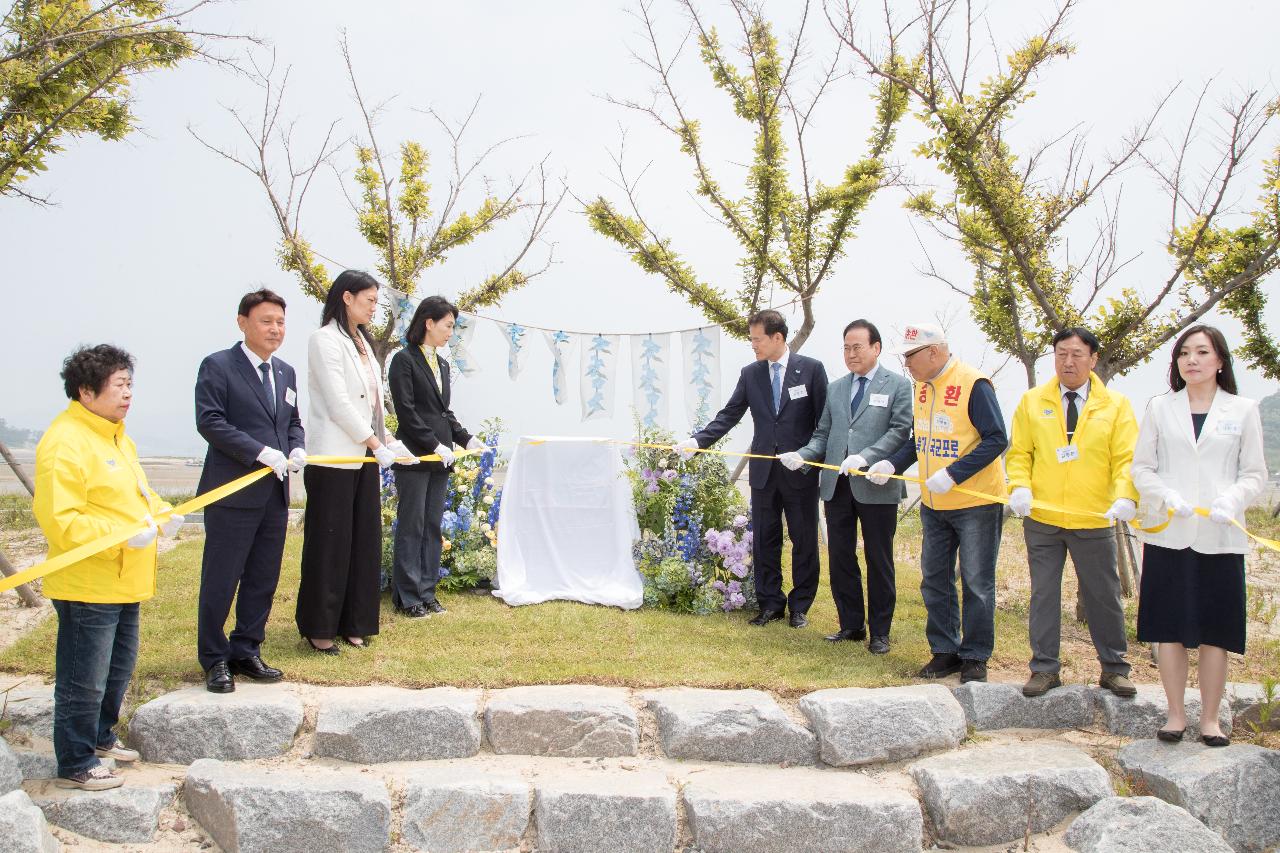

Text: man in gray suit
xmin=780 ymin=319 xmax=913 ymax=653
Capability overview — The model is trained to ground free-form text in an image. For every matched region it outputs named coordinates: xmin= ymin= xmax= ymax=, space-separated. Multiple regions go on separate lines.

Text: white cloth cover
xmin=493 ymin=436 xmax=643 ymax=609
xmin=631 ymin=333 xmax=670 ymax=430
xmin=682 ymin=326 xmax=720 ymax=429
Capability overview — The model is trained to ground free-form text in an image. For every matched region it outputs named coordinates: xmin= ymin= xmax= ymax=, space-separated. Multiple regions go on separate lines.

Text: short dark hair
xmin=320 ymin=270 xmax=380 ymax=346
xmin=1052 ymin=326 xmax=1100 ymax=354
xmin=749 ymin=309 xmax=787 ymax=339
xmin=842 ymin=319 xmax=881 ymax=347
xmin=405 ymin=295 xmax=459 ymax=346
xmin=61 ymin=344 xmax=134 ymax=399
xmin=238 ymin=288 xmax=287 ymax=317
xmin=1169 ymin=324 xmax=1237 ymax=395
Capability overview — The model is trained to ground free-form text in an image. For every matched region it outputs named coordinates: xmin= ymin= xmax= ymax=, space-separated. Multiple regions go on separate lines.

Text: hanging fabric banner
xmin=681 ymin=326 xmax=720 ymax=429
xmin=544 ymin=330 xmax=572 ymax=405
xmin=630 ymin=333 xmax=670 ymax=430
xmin=448 ymin=312 xmax=479 ymax=378
xmin=580 ymin=333 xmax=620 ymax=421
xmin=499 ymin=321 xmax=528 ymax=380
xmin=387 ymin=287 xmax=416 ymax=342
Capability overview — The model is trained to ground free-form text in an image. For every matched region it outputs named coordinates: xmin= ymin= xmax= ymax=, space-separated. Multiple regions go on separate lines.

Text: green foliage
xmin=0 ymin=416 xmax=38 ymax=448
xmin=638 ymin=555 xmax=718 ymax=614
xmin=1 ymin=0 xmax=195 ymax=199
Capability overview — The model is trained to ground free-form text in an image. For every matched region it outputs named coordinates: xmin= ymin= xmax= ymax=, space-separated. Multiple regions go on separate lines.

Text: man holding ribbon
xmin=675 ymin=310 xmax=828 ymax=628
xmin=875 ymin=324 xmax=1008 ymax=683
xmin=194 ymin=289 xmax=306 ymax=693
xmin=1006 ymin=327 xmax=1139 ymax=699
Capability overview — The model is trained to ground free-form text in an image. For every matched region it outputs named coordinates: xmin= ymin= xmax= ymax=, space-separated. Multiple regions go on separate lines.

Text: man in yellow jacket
xmin=1006 ymin=328 xmax=1139 ymax=698
xmin=33 ymin=345 xmax=182 ymax=790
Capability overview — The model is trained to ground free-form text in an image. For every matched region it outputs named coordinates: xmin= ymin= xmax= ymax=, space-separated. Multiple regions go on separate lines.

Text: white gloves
xmin=127 ymin=515 xmax=158 ymax=549
xmin=925 ymin=467 xmax=955 ymax=494
xmin=865 ymin=459 xmax=895 ymax=485
xmin=159 ymin=514 xmax=185 ymax=538
xmin=465 ymin=436 xmax=487 ymax=454
xmin=1209 ymin=497 xmax=1235 ymax=525
xmin=778 ymin=451 xmax=805 ymax=471
xmin=434 ymin=442 xmax=456 ymax=467
xmin=838 ymin=454 xmax=868 ymax=477
xmin=674 ymin=438 xmax=699 ymax=461
xmin=1165 ymin=492 xmax=1196 ymax=519
xmin=288 ymin=448 xmax=307 ymax=472
xmin=1009 ymin=487 xmax=1033 ymax=517
xmin=389 ymin=440 xmax=420 ymax=465
xmin=1104 ymin=498 xmax=1137 ymax=523
xmin=373 ymin=444 xmax=398 ymax=468
xmin=257 ymin=447 xmax=288 ymax=481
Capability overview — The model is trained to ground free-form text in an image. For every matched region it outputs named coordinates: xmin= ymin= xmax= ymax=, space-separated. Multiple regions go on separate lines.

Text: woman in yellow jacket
xmin=33 ymin=345 xmax=181 ymax=790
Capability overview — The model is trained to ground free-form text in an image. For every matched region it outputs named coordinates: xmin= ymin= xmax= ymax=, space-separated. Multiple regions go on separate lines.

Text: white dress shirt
xmin=240 ymin=342 xmax=275 ymax=403
xmin=851 ymin=363 xmax=879 ymax=406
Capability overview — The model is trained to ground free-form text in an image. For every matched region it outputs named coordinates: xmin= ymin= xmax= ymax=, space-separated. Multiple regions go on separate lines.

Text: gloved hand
xmin=287 ymin=448 xmax=307 ymax=472
xmin=257 ymin=447 xmax=288 ymax=481
xmin=838 ymin=454 xmax=868 ymax=477
xmin=127 ymin=515 xmax=158 ymax=549
xmin=925 ymin=467 xmax=955 ymax=494
xmin=1104 ymin=498 xmax=1137 ymax=523
xmin=865 ymin=459 xmax=894 ymax=485
xmin=434 ymin=442 xmax=456 ymax=467
xmin=389 ymin=440 xmax=420 ymax=466
xmin=674 ymin=438 xmax=699 ymax=461
xmin=373 ymin=444 xmax=397 ymax=468
xmin=1165 ymin=492 xmax=1196 ymax=519
xmin=1009 ymin=487 xmax=1033 ymax=518
xmin=1209 ymin=497 xmax=1235 ymax=525
xmin=778 ymin=451 xmax=805 ymax=471
xmin=159 ymin=514 xmax=184 ymax=538
xmin=465 ymin=436 xmax=491 ymax=455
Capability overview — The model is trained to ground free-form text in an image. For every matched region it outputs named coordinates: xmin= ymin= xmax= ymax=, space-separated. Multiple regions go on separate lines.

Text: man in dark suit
xmin=784 ymin=319 xmax=913 ymax=653
xmin=194 ymin=289 xmax=305 ymax=693
xmin=675 ymin=310 xmax=828 ymax=627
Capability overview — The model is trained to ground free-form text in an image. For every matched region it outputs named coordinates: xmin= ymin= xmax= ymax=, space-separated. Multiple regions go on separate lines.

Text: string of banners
xmin=387 ymin=290 xmax=721 ymax=429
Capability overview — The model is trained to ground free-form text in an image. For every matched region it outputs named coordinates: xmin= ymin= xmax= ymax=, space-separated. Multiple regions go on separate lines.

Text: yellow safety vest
xmin=913 ymin=359 xmax=1007 ymax=510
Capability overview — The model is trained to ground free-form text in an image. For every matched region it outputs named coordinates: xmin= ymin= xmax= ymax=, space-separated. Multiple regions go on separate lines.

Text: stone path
xmin=0 ymin=677 xmax=1274 ymax=852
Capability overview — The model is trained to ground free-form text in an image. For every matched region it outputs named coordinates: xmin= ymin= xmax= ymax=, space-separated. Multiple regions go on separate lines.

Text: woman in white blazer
xmin=297 ymin=271 xmax=418 ymax=653
xmin=1131 ymin=325 xmax=1267 ymax=747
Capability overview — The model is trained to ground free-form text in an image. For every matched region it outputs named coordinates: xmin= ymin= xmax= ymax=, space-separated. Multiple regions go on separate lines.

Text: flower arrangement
xmin=626 ymin=421 xmax=754 ymax=614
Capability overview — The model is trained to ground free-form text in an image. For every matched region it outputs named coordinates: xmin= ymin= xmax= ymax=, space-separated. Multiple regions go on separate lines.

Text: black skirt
xmin=1136 ymin=543 xmax=1246 ymax=654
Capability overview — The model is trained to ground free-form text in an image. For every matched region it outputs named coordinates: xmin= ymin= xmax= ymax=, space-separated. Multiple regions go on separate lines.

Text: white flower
xmin=481 ymin=522 xmax=492 ymax=532
xmin=485 ymin=477 xmax=495 ymax=486
xmin=657 ymin=457 xmax=668 ymax=469
xmin=483 ymin=495 xmax=495 ymax=505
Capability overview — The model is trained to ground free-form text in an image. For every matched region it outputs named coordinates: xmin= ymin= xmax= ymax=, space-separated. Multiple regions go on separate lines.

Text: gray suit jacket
xmin=799 ymin=366 xmax=913 ymax=503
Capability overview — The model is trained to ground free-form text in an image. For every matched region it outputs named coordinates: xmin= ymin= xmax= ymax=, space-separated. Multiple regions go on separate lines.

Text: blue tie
xmin=850 ymin=375 xmax=868 ymax=420
xmin=259 ymin=362 xmax=276 ymax=414
xmin=771 ymin=362 xmax=782 ymax=414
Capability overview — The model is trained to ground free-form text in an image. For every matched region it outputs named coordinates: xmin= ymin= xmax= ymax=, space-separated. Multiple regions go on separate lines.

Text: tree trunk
xmin=0 ymin=548 xmax=41 ymax=608
xmin=0 ymin=438 xmax=35 ymax=497
xmin=1113 ymin=522 xmax=1133 ymax=598
xmin=1022 ymin=356 xmax=1037 ymax=387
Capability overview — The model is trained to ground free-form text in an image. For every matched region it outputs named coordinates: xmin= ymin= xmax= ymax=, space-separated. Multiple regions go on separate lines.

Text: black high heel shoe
xmin=1156 ymin=728 xmax=1185 ymax=743
xmin=305 ymin=638 xmax=340 ymax=656
xmin=1200 ymin=733 xmax=1230 ymax=747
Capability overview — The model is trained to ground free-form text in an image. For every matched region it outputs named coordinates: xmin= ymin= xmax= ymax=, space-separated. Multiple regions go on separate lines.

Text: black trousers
xmin=391 ymin=467 xmax=450 ymax=609
xmin=824 ymin=476 xmax=898 ymax=637
xmin=197 ymin=481 xmax=288 ymax=669
xmin=296 ymin=458 xmax=382 ymax=639
xmin=751 ymin=463 xmax=821 ymax=614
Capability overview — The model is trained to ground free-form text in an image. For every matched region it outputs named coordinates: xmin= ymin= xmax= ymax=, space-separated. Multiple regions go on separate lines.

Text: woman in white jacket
xmin=297 ymin=271 xmax=418 ymax=653
xmin=1131 ymin=325 xmax=1267 ymax=746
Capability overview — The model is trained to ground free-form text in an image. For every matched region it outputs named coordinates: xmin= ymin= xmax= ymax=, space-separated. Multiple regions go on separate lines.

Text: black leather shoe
xmin=868 ymin=635 xmax=891 ymax=655
xmin=205 ymin=662 xmax=235 ymax=694
xmin=397 ymin=604 xmax=428 ymax=618
xmin=305 ymin=638 xmax=340 ymax=656
xmin=824 ymin=628 xmax=866 ymax=642
xmin=788 ymin=611 xmax=808 ymax=628
xmin=960 ymin=659 xmax=988 ymax=683
xmin=424 ymin=600 xmax=447 ymax=615
xmin=228 ymin=656 xmax=283 ymax=682
xmin=917 ymin=652 xmax=962 ymax=678
xmin=748 ymin=608 xmax=785 ymax=626
xmin=1201 ymin=734 xmax=1230 ymax=747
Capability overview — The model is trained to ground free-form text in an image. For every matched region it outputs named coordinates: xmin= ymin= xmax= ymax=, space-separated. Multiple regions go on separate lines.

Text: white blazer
xmin=306 ymin=320 xmax=388 ymax=470
xmin=1130 ymin=388 xmax=1267 ymax=554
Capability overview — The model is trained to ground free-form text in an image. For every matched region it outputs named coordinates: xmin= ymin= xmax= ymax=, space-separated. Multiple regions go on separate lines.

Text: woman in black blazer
xmin=387 ymin=296 xmax=485 ymax=617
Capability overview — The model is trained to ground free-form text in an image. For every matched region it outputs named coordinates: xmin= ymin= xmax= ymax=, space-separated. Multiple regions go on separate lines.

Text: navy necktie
xmin=260 ymin=362 xmax=276 ymax=414
xmin=771 ymin=362 xmax=782 ymax=414
xmin=850 ymin=375 xmax=868 ymax=420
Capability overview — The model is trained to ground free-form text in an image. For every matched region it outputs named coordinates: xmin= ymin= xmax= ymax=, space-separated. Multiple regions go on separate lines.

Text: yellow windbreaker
xmin=1006 ymin=372 xmax=1139 ymax=530
xmin=33 ymin=401 xmax=171 ymax=603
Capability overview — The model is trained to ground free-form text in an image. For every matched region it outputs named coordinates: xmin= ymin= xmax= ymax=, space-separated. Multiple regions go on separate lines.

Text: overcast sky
xmin=3 ymin=0 xmax=1277 ymax=456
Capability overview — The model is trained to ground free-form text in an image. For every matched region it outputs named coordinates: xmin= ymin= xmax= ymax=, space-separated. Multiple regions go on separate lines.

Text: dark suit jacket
xmin=693 ymin=353 xmax=829 ymax=490
xmin=195 ymin=343 xmax=305 ymax=509
xmin=387 ymin=345 xmax=472 ymax=472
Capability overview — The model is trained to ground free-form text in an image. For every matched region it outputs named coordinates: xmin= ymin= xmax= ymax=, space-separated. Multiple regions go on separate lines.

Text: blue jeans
xmin=919 ymin=503 xmax=1002 ymax=661
xmin=52 ymin=600 xmax=139 ymax=776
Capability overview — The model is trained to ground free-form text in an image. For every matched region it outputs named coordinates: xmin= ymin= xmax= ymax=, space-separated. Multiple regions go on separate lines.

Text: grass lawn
xmin=3 ymin=510 xmax=1276 ymax=695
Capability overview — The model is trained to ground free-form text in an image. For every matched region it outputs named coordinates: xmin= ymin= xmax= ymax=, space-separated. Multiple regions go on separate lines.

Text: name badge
xmin=1040 ymin=408 xmax=1056 ymax=418
xmin=932 ymin=413 xmax=953 ymax=433
xmin=1056 ymin=445 xmax=1080 ymax=463
xmin=285 ymin=388 xmax=297 ymax=407
xmin=788 ymin=385 xmax=807 ymax=401
xmin=869 ymin=393 xmax=889 ymax=408
xmin=1217 ymin=420 xmax=1241 ymax=435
